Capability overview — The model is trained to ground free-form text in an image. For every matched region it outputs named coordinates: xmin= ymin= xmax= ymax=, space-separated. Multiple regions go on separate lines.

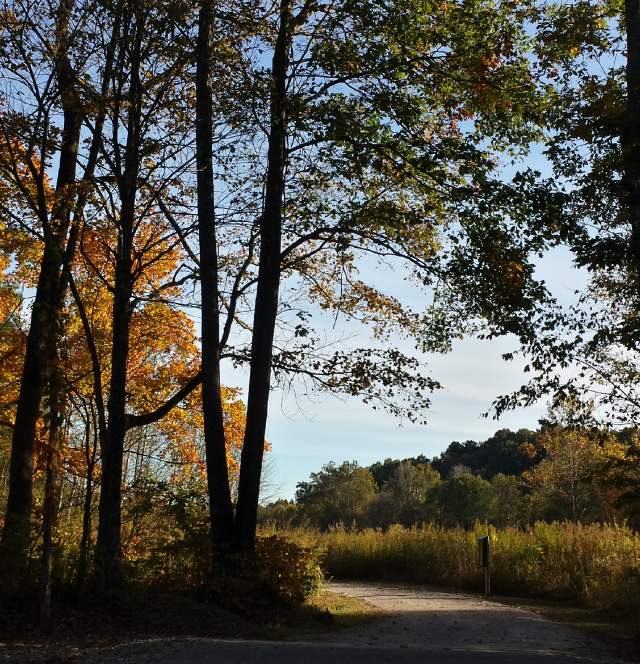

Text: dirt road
xmin=324 ymin=581 xmax=616 ymax=657
xmin=72 ymin=581 xmax=625 ymax=663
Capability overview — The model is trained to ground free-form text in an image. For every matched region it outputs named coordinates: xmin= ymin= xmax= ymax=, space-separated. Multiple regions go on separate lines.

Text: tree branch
xmin=125 ymin=370 xmax=202 ymax=429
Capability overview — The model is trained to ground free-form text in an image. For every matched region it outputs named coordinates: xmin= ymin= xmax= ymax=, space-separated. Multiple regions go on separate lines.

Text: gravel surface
xmin=324 ymin=581 xmax=618 ymax=658
xmin=10 ymin=582 xmax=627 ymax=664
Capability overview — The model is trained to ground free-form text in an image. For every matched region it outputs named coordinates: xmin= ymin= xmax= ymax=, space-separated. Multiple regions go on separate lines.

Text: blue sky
xmin=218 ymin=136 xmax=589 ymax=500
xmin=221 ymin=244 xmax=587 ymax=500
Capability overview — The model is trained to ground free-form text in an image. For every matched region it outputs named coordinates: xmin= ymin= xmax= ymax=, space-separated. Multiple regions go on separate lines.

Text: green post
xmin=478 ymin=535 xmax=490 ymax=597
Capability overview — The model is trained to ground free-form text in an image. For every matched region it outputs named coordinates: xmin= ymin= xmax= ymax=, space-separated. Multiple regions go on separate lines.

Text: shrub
xmin=255 ymin=535 xmax=324 ymax=603
xmin=201 ymin=536 xmax=324 ymax=618
xmin=117 ymin=485 xmax=324 ymax=608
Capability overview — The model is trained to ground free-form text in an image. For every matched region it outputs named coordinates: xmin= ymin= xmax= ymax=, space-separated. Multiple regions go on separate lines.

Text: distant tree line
xmin=259 ymin=418 xmax=640 ymax=531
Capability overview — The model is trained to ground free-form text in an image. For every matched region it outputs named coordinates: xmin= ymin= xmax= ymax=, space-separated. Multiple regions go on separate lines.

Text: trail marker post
xmin=478 ymin=535 xmax=490 ymax=597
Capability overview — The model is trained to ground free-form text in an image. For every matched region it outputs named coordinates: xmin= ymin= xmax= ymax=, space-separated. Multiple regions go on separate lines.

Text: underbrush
xmin=199 ymin=536 xmax=325 ymax=618
xmin=0 ymin=532 xmax=325 ymax=640
xmin=0 ymin=581 xmax=360 ymax=653
xmin=128 ymin=533 xmax=324 ymax=615
xmin=264 ymin=522 xmax=640 ymax=618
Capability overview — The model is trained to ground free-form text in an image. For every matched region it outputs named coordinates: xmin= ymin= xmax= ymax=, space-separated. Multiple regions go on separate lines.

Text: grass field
xmin=263 ymin=522 xmax=640 ymax=618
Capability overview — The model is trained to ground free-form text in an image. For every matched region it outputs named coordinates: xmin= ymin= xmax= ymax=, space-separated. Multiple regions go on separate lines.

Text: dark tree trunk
xmin=234 ymin=0 xmax=291 ymax=552
xmin=0 ymin=0 xmax=82 ymax=586
xmin=94 ymin=0 xmax=142 ymax=590
xmin=39 ymin=357 xmax=66 ymax=628
xmin=95 ymin=259 xmax=132 ymax=589
xmin=624 ymin=0 xmax=640 ymax=272
xmin=196 ymin=0 xmax=235 ymax=551
xmin=78 ymin=412 xmax=97 ymax=586
xmin=40 ymin=235 xmax=76 ymax=624
xmin=1 ymin=245 xmax=64 ymax=584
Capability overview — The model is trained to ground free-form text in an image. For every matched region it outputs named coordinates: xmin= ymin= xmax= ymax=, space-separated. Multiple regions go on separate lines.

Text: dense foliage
xmin=260 ymin=421 xmax=639 ymax=530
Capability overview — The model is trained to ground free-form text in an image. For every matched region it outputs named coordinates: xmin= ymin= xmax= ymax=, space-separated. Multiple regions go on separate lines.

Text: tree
xmin=375 ymin=461 xmax=441 ymax=527
xmin=490 ymin=1 xmax=640 ymax=432
xmin=214 ymin=0 xmax=568 ymax=553
xmin=195 ymin=0 xmax=235 ymax=552
xmin=431 ymin=429 xmax=541 ymax=479
xmin=435 ymin=473 xmax=495 ymax=528
xmin=0 ymin=0 xmax=92 ymax=584
xmin=0 ymin=0 xmax=256 ymax=591
xmin=0 ymin=231 xmax=27 ymax=513
xmin=295 ymin=461 xmax=376 ymax=529
xmin=81 ymin=0 xmax=215 ymax=588
xmin=257 ymin=499 xmax=301 ymax=528
xmin=489 ymin=474 xmax=525 ymax=527
xmin=524 ymin=423 xmax=624 ymax=522
xmin=604 ymin=431 xmax=640 ymax=528
xmin=0 ymin=202 xmax=254 ymax=587
xmin=624 ymin=0 xmax=640 ymax=279
xmin=368 ymin=455 xmax=432 ymax=489
xmin=0 ymin=241 xmax=26 ymax=434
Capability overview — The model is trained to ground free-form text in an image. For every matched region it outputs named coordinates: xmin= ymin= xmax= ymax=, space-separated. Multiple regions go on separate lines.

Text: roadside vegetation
xmin=271 ymin=522 xmax=640 ymax=618
xmin=258 ymin=408 xmax=640 ymax=626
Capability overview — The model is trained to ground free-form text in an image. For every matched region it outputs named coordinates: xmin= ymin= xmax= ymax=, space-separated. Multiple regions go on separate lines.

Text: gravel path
xmin=65 ymin=581 xmax=626 ymax=664
xmin=324 ymin=581 xmax=618 ymax=658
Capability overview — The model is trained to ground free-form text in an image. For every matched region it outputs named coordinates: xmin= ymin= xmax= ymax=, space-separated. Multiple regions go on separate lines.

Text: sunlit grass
xmin=307 ymin=590 xmax=383 ymax=628
xmin=262 ymin=522 xmax=640 ymax=617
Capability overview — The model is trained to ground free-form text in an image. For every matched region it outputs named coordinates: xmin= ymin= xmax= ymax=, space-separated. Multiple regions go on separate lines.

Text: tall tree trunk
xmin=40 ymin=236 xmax=76 ymax=621
xmin=95 ymin=0 xmax=142 ymax=590
xmin=0 ymin=0 xmax=82 ymax=585
xmin=234 ymin=0 xmax=290 ymax=552
xmin=624 ymin=0 xmax=640 ymax=274
xmin=1 ymin=247 xmax=64 ymax=584
xmin=95 ymin=256 xmax=132 ymax=589
xmin=196 ymin=0 xmax=235 ymax=552
xmin=78 ymin=411 xmax=96 ymax=586
xmin=39 ymin=356 xmax=66 ymax=627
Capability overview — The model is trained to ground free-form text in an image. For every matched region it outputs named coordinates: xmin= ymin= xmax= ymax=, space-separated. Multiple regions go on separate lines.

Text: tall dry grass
xmin=261 ymin=522 xmax=640 ymax=615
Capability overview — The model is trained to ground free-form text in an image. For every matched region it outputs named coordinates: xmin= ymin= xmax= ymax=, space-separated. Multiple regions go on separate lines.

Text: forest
xmin=261 ymin=420 xmax=640 ymax=530
xmin=1 ymin=0 xmax=640 ymax=646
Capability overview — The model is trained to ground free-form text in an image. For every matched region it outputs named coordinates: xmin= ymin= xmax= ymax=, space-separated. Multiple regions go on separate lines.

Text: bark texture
xmin=234 ymin=0 xmax=291 ymax=551
xmin=196 ymin=0 xmax=236 ymax=551
xmin=0 ymin=0 xmax=82 ymax=585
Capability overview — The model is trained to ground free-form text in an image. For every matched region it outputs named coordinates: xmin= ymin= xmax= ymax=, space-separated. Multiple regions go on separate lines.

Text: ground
xmin=17 ymin=581 xmax=629 ymax=664
xmin=322 ymin=582 xmax=623 ymax=658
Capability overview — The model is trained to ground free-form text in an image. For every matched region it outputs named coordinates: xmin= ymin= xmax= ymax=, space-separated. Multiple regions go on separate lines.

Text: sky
xmin=221 ymin=244 xmax=587 ymax=501
xmin=239 ymin=128 xmax=606 ymax=496
xmin=14 ymin=151 xmax=588 ymax=502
